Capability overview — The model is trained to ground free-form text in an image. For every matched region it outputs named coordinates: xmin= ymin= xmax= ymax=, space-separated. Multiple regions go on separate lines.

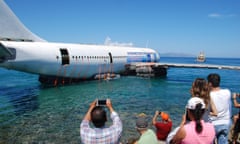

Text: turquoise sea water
xmin=1 ymin=57 xmax=240 ymax=143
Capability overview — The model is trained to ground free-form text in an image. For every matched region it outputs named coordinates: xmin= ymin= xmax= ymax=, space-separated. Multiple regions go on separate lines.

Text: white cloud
xmin=104 ymin=36 xmax=133 ymax=47
xmin=208 ymin=13 xmax=237 ymax=18
xmin=227 ymin=14 xmax=237 ymax=17
xmin=208 ymin=13 xmax=222 ymax=18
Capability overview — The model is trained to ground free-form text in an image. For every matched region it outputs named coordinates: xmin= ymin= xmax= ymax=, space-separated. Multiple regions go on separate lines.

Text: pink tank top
xmin=181 ymin=120 xmax=215 ymax=144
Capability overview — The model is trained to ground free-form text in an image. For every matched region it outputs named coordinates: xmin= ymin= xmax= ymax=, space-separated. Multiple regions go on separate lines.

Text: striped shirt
xmin=80 ymin=111 xmax=122 ymax=144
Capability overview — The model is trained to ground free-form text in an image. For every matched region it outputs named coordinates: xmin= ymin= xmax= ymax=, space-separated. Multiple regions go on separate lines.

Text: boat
xmin=94 ymin=73 xmax=120 ymax=81
xmin=196 ymin=52 xmax=205 ymax=62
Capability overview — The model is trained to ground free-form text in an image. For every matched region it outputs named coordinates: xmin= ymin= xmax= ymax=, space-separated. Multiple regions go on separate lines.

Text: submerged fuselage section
xmin=0 ymin=41 xmax=160 ymax=83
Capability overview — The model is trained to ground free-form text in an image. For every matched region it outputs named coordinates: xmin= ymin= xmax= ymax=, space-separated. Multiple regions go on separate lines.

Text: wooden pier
xmin=157 ymin=63 xmax=240 ymax=70
xmin=124 ymin=62 xmax=240 ymax=77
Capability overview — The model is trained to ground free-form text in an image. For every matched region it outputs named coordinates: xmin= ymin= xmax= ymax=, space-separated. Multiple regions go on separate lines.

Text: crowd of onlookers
xmin=80 ymin=73 xmax=240 ymax=144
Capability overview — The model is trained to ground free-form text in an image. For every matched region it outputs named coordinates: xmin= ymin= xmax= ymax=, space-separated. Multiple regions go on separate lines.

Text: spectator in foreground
xmin=190 ymin=78 xmax=218 ymax=122
xmin=80 ymin=99 xmax=122 ymax=144
xmin=230 ymin=93 xmax=240 ymax=143
xmin=170 ymin=97 xmax=215 ymax=144
xmin=207 ymin=73 xmax=232 ymax=144
xmin=232 ymin=93 xmax=240 ymax=126
xmin=135 ymin=113 xmax=158 ymax=144
xmin=152 ymin=110 xmax=172 ymax=143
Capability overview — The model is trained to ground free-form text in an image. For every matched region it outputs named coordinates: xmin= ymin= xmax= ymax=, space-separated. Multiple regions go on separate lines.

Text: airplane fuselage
xmin=0 ymin=41 xmax=160 ymax=80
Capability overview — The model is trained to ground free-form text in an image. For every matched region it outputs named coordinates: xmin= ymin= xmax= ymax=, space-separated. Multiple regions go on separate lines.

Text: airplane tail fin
xmin=0 ymin=0 xmax=45 ymax=42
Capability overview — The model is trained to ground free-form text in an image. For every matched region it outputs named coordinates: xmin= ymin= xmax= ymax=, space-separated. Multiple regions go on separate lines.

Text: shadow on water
xmin=9 ymin=88 xmax=39 ymax=116
xmin=0 ymin=86 xmax=40 ymax=126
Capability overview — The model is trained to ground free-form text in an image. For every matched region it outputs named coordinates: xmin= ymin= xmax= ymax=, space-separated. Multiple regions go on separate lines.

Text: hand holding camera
xmin=154 ymin=110 xmax=160 ymax=116
xmin=96 ymin=99 xmax=107 ymax=106
xmin=96 ymin=99 xmax=114 ymax=112
xmin=233 ymin=93 xmax=240 ymax=99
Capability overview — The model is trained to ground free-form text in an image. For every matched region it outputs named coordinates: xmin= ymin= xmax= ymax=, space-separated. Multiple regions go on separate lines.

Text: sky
xmin=4 ymin=0 xmax=240 ymax=58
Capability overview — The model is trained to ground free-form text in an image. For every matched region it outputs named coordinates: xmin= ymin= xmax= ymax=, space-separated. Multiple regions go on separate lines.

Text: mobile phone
xmin=97 ymin=99 xmax=106 ymax=106
xmin=185 ymin=109 xmax=191 ymax=121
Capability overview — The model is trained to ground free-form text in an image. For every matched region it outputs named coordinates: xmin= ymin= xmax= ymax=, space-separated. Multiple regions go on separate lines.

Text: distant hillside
xmin=160 ymin=52 xmax=195 ymax=57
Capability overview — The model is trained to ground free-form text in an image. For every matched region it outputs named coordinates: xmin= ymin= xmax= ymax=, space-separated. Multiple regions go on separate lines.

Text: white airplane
xmin=0 ymin=0 xmax=160 ymax=85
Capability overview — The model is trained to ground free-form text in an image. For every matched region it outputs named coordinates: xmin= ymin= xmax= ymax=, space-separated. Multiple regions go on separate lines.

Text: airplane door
xmin=108 ymin=52 xmax=113 ymax=63
xmin=60 ymin=48 xmax=70 ymax=65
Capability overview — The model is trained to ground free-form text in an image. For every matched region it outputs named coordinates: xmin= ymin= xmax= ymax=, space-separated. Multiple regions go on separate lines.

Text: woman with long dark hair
xmin=190 ymin=78 xmax=218 ymax=122
xmin=231 ymin=93 xmax=240 ymax=144
xmin=170 ymin=97 xmax=215 ymax=144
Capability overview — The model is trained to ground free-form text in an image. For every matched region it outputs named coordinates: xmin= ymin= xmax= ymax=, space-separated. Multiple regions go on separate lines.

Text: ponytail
xmin=195 ymin=119 xmax=202 ymax=133
xmin=190 ymin=103 xmax=205 ymax=133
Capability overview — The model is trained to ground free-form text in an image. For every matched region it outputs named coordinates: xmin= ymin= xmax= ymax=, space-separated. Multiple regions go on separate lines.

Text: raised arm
xmin=106 ymin=99 xmax=114 ymax=113
xmin=107 ymin=99 xmax=123 ymax=141
xmin=170 ymin=114 xmax=186 ymax=144
xmin=152 ymin=111 xmax=159 ymax=125
xmin=83 ymin=100 xmax=97 ymax=121
xmin=209 ymin=97 xmax=218 ymax=116
xmin=233 ymin=93 xmax=240 ymax=108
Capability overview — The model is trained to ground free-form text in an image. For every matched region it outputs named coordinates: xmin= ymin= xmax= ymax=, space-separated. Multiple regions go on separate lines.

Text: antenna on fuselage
xmin=145 ymin=40 xmax=149 ymax=48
